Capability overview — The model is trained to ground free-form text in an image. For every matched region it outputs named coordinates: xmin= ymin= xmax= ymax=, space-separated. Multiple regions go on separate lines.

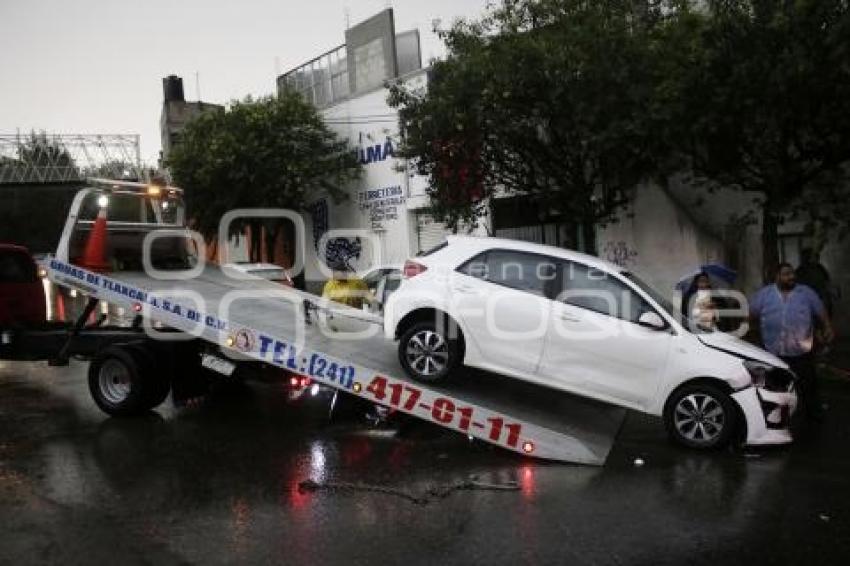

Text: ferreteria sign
xmin=354 ymin=135 xmax=395 ymax=165
xmin=357 ymin=184 xmax=406 ymax=230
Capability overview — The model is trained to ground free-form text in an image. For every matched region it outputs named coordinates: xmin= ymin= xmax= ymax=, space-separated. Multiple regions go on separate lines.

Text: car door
xmin=539 ymin=260 xmax=672 ymax=409
xmin=452 ymin=249 xmax=556 ymax=376
xmin=0 ymin=247 xmax=45 ymax=327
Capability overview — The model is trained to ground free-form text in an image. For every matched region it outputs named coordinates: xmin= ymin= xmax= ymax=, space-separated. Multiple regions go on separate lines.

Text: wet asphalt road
xmin=1 ymin=361 xmax=849 ymax=566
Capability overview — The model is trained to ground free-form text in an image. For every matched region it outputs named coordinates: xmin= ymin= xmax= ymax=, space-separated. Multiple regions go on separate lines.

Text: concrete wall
xmin=596 ymin=183 xmax=765 ymax=308
xmin=597 ymin=184 xmax=724 ymax=304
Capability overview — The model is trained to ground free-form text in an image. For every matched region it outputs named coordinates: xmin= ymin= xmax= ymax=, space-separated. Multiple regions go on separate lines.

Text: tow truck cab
xmin=56 ymin=179 xmax=188 ymax=274
xmin=48 ymin=179 xmax=190 ymax=323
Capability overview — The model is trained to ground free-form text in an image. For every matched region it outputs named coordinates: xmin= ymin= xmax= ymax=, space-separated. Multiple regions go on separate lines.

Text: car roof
xmin=224 ymin=262 xmax=286 ymax=271
xmin=0 ymin=243 xmax=31 ymax=255
xmin=444 ymin=235 xmax=624 ymax=273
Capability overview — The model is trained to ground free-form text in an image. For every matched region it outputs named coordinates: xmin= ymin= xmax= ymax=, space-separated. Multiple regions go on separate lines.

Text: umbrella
xmin=675 ymin=263 xmax=737 ymax=291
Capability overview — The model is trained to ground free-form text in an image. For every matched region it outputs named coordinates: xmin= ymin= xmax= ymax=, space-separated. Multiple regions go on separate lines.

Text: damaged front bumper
xmin=732 ymin=382 xmax=798 ymax=446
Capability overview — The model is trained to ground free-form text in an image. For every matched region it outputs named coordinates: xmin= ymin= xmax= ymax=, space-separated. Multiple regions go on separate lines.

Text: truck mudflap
xmin=43 ymin=258 xmax=626 ymax=465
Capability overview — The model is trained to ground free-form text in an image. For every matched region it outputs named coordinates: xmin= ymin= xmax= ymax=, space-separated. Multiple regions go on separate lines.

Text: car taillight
xmin=403 ymin=260 xmax=428 ymax=278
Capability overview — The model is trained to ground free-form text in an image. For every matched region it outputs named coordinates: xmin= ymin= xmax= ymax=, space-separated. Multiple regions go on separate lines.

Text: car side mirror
xmin=638 ymin=311 xmax=667 ymax=330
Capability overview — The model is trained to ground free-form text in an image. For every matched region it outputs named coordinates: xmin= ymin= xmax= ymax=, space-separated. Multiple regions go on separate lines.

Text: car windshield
xmin=78 ymin=192 xmax=183 ymax=224
xmin=0 ymin=250 xmax=36 ymax=283
xmin=622 ymin=271 xmax=712 ymax=333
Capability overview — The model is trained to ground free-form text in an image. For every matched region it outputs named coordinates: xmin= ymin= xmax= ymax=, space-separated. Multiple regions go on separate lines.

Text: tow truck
xmin=0 ymin=179 xmax=625 ymax=465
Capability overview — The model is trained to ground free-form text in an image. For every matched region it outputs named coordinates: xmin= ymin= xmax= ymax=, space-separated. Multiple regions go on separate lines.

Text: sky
xmin=0 ymin=0 xmax=489 ymax=165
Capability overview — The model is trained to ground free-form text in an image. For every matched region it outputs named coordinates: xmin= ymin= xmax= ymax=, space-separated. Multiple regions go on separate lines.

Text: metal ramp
xmin=46 ymin=260 xmax=626 ymax=465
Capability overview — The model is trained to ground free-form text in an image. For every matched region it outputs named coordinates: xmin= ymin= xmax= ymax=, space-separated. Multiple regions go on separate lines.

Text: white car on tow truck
xmin=385 ymin=236 xmax=797 ymax=450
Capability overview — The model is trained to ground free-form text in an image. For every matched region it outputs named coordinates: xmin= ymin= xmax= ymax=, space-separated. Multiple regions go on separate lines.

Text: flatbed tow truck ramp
xmin=43 ymin=259 xmax=626 ymax=465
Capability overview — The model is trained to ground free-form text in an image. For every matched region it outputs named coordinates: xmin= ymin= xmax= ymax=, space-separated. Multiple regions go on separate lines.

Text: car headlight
xmin=743 ymin=360 xmax=770 ymax=388
xmin=743 ymin=360 xmax=795 ymax=392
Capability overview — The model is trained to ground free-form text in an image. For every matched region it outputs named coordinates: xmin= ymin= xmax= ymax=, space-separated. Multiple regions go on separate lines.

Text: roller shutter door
xmin=416 ymin=212 xmax=450 ymax=253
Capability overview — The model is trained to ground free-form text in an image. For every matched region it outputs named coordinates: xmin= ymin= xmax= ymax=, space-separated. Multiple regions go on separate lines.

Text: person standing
xmin=681 ymin=272 xmax=718 ymax=330
xmin=796 ymin=248 xmax=833 ymax=317
xmin=321 ymin=262 xmax=374 ymax=310
xmin=750 ymin=263 xmax=835 ymax=421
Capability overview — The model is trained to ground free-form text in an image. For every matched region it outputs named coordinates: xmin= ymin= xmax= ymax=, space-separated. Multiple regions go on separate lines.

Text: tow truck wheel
xmin=398 ymin=319 xmax=462 ymax=383
xmin=125 ymin=343 xmax=171 ymax=409
xmin=89 ymin=345 xmax=154 ymax=416
xmin=663 ymin=382 xmax=738 ymax=449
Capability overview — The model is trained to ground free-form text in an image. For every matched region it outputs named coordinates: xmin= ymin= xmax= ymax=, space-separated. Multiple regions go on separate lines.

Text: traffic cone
xmin=79 ymin=206 xmax=110 ymax=273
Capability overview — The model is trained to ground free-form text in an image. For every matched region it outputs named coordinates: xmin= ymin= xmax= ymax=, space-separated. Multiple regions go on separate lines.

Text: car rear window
xmin=0 ymin=250 xmax=36 ymax=283
xmin=458 ymin=250 xmax=558 ymax=298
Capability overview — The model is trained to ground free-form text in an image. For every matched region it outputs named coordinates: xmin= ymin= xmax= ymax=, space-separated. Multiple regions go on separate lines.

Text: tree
xmin=167 ymin=92 xmax=361 ymax=261
xmin=670 ymin=0 xmax=850 ymax=280
xmin=389 ymin=0 xmax=670 ymax=248
xmin=18 ymin=131 xmax=77 ymax=173
xmin=86 ymin=160 xmax=143 ymax=181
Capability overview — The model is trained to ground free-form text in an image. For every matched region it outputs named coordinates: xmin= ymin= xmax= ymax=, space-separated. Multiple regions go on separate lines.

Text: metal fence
xmin=0 ymin=133 xmax=142 ymax=184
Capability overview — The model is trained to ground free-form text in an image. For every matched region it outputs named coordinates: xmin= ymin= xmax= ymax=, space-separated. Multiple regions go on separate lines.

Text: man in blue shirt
xmin=750 ymin=263 xmax=835 ymax=421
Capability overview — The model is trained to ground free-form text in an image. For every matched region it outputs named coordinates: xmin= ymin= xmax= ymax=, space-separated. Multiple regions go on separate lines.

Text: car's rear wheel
xmin=88 ymin=344 xmax=167 ymax=416
xmin=398 ymin=319 xmax=462 ymax=383
xmin=664 ymin=382 xmax=737 ymax=449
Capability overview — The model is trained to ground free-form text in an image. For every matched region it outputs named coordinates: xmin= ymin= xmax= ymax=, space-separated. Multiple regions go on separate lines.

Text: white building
xmin=277 ymin=9 xmax=466 ymax=290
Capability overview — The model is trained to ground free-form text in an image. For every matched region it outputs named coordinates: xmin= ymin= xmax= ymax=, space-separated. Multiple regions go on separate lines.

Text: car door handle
xmin=559 ymin=313 xmax=581 ymax=322
xmin=454 ymin=285 xmax=476 ymax=294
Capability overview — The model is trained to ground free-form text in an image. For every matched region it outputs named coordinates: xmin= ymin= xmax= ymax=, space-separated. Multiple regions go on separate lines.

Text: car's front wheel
xmin=664 ymin=382 xmax=738 ymax=449
xmin=398 ymin=320 xmax=462 ymax=383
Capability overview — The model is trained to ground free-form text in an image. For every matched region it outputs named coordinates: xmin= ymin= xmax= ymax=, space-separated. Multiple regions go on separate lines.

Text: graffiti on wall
xmin=325 ymin=237 xmax=363 ymax=270
xmin=603 ymin=241 xmax=638 ymax=268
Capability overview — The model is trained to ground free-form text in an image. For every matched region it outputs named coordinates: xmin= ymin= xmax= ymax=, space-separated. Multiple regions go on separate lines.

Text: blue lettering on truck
xmin=256 ymin=333 xmax=354 ymax=388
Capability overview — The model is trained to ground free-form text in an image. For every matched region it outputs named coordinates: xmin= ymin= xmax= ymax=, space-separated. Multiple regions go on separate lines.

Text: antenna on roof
xmin=344 ymin=6 xmax=350 ymax=29
xmin=195 ymin=71 xmax=201 ymax=101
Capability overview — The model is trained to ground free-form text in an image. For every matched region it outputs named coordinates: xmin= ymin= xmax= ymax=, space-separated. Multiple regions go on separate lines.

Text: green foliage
xmin=389 ymin=0 xmax=673 ymax=232
xmin=167 ymin=92 xmax=361 ymax=242
xmin=392 ymin=0 xmax=850 ymax=276
xmin=86 ymin=160 xmax=143 ymax=181
xmin=666 ymin=0 xmax=850 ymax=276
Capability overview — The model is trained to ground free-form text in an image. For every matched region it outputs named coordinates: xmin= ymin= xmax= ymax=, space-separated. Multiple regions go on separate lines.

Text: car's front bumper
xmin=732 ymin=385 xmax=797 ymax=445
